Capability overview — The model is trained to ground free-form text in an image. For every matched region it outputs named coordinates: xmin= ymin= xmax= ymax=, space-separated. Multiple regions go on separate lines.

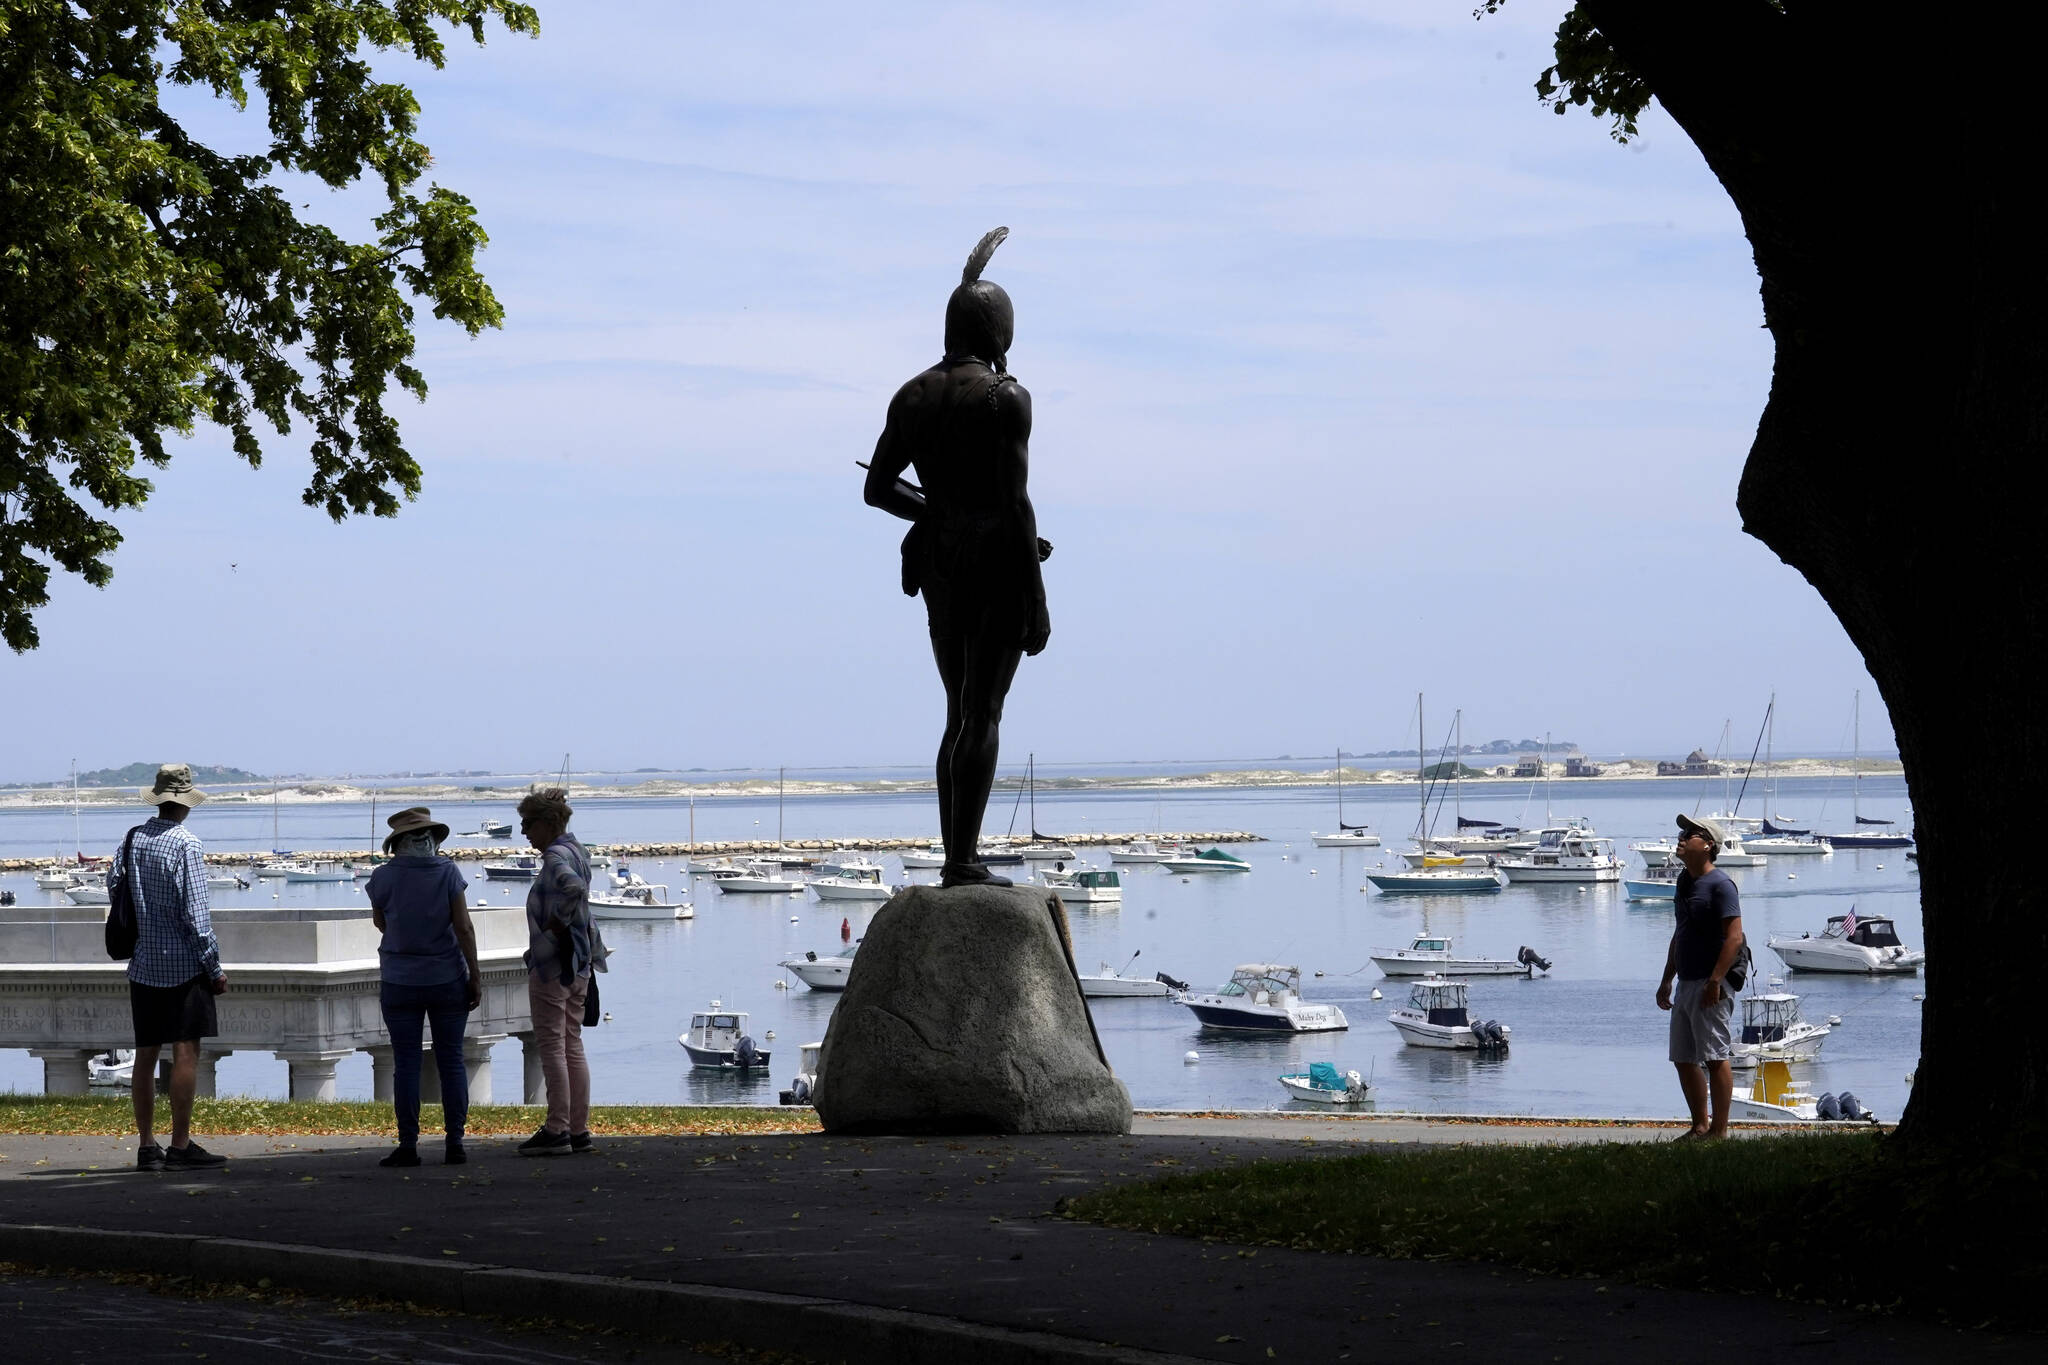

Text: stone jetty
xmin=1 ymin=832 xmax=1264 ymax=871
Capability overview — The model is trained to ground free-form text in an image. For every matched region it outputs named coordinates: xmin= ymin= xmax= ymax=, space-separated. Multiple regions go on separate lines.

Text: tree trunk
xmin=1584 ymin=4 xmax=2048 ymax=1142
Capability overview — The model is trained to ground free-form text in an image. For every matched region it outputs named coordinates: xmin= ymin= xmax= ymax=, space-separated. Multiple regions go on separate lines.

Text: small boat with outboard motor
xmin=678 ymin=1002 xmax=772 ymax=1069
xmin=1279 ymin=1061 xmax=1372 ymax=1105
xmin=1077 ymin=953 xmax=1180 ymax=998
xmin=1370 ymin=934 xmax=1550 ymax=978
xmin=1181 ymin=964 xmax=1347 ymax=1031
xmin=1387 ymin=975 xmax=1511 ymax=1051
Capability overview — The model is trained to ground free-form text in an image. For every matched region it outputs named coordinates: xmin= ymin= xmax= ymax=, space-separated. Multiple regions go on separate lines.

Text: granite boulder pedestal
xmin=814 ymin=883 xmax=1132 ymax=1134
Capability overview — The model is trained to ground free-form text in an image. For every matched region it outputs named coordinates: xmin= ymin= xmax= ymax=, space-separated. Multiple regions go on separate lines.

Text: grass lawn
xmin=1062 ymin=1131 xmax=2046 ymax=1328
xmin=0 ymin=1093 xmax=821 ymax=1137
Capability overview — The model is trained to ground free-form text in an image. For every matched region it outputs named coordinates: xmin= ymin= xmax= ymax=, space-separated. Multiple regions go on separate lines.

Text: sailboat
xmin=1312 ymin=749 xmax=1381 ymax=847
xmin=1368 ymin=695 xmax=1506 ymax=894
xmin=255 ymin=779 xmax=300 ymax=876
xmin=1823 ymin=690 xmax=1913 ymax=847
xmin=1432 ymin=711 xmax=1534 ymax=855
xmin=1745 ymin=694 xmax=1833 ymax=855
xmin=770 ymin=767 xmax=820 ymax=868
xmin=1013 ymin=755 xmax=1077 ymax=859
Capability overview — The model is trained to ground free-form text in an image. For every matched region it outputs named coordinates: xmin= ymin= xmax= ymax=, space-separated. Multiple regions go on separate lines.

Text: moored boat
xmin=482 ymin=857 xmax=540 ymax=880
xmin=1041 ymin=866 xmax=1123 ymax=903
xmin=809 ymin=865 xmax=894 ymax=902
xmin=1181 ymin=964 xmax=1347 ymax=1032
xmin=1160 ymin=847 xmax=1251 ymax=874
xmin=1387 ymin=975 xmax=1510 ymax=1051
xmin=1370 ymin=935 xmax=1550 ymax=978
xmin=1367 ymin=861 xmax=1507 ymax=894
xmin=1767 ymin=910 xmax=1923 ymax=974
xmin=1279 ymin=1062 xmax=1371 ymax=1105
xmin=1497 ymin=828 xmax=1624 ymax=883
xmin=780 ymin=942 xmax=859 ymax=991
xmin=1730 ymin=991 xmax=1830 ymax=1067
xmin=678 ymin=1003 xmax=772 ymax=1069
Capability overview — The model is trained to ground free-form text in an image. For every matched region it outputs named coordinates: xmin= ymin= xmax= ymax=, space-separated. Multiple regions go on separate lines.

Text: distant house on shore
xmin=1565 ymin=754 xmax=1602 ymax=778
xmin=1513 ymin=755 xmax=1544 ymax=778
xmin=1657 ymin=749 xmax=1721 ymax=777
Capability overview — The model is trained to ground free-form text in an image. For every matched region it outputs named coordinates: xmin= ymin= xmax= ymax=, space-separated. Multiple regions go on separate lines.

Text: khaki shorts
xmin=1669 ymin=978 xmax=1734 ymax=1064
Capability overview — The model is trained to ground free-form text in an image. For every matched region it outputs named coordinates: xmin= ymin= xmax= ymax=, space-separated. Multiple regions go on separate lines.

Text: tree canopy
xmin=0 ymin=1 xmax=538 ymax=651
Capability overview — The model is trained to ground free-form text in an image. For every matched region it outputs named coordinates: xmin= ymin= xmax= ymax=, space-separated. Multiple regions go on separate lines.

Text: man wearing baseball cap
xmin=110 ymin=764 xmax=230 ymax=1171
xmin=1656 ymin=813 xmax=1745 ymax=1139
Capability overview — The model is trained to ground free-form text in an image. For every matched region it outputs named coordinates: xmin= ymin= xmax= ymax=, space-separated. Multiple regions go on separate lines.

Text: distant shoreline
xmin=0 ymin=758 xmax=1908 ymax=810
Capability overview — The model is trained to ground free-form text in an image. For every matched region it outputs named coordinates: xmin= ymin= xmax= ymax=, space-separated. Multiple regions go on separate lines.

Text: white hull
xmin=810 ymin=880 xmax=894 ymax=902
xmin=284 ymin=869 xmax=352 ymax=883
xmin=1078 ymin=972 xmax=1169 ymax=997
xmin=1768 ymin=940 xmax=1924 ymax=974
xmin=34 ymin=872 xmax=75 ymax=890
xmin=1109 ymin=842 xmax=1178 ymax=863
xmin=1499 ymin=862 xmax=1622 ymax=883
xmin=64 ymin=886 xmax=110 ymax=906
xmin=1015 ymin=844 xmax=1078 ymax=861
xmin=589 ymin=897 xmax=693 ymax=919
xmin=1388 ymin=1011 xmax=1508 ymax=1050
xmin=1050 ymin=886 xmax=1122 ymax=904
xmin=255 ymin=864 xmax=295 ymax=878
xmin=1744 ymin=837 xmax=1832 ymax=856
xmin=1279 ymin=1074 xmax=1370 ymax=1104
xmin=1728 ymin=1095 xmax=1819 ymax=1122
xmin=1311 ymin=831 xmax=1381 ymax=848
xmin=1730 ymin=1023 xmax=1830 ymax=1067
xmin=1713 ymin=850 xmax=1767 ymax=868
xmin=715 ymin=876 xmax=805 ymax=894
xmin=682 ymin=1043 xmax=772 ymax=1070
xmin=1160 ymin=858 xmax=1250 ymax=874
xmin=898 ymin=849 xmax=947 ymax=868
xmin=1372 ymin=953 xmax=1529 ymax=977
xmin=781 ymin=957 xmax=854 ymax=990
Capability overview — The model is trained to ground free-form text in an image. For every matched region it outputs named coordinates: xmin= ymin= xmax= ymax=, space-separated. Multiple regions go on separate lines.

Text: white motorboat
xmin=64 ymin=884 xmax=111 ymax=906
xmin=1015 ymin=841 xmax=1079 ymax=861
xmin=685 ymin=856 xmax=743 ymax=876
xmin=898 ymin=843 xmax=948 ymax=869
xmin=1181 ymin=964 xmax=1348 ymax=1032
xmin=254 ymin=861 xmax=298 ymax=878
xmin=780 ymin=942 xmax=859 ymax=990
xmin=1311 ymin=749 xmax=1380 ymax=846
xmin=34 ymin=867 xmax=77 ymax=890
xmin=348 ymin=861 xmax=384 ymax=879
xmin=714 ymin=861 xmax=807 ymax=894
xmin=284 ymin=863 xmax=352 ymax=883
xmin=678 ymin=1003 xmax=772 ymax=1069
xmin=1710 ymin=833 xmax=1767 ymax=868
xmin=1730 ymin=992 xmax=1830 ymax=1067
xmin=1279 ymin=1062 xmax=1371 ymax=1105
xmin=1630 ymin=839 xmax=1677 ymax=865
xmin=586 ymin=853 xmax=615 ymax=870
xmin=482 ymin=857 xmax=541 ymax=880
xmin=1040 ymin=866 xmax=1123 ymax=903
xmin=1078 ymin=954 xmax=1175 ymax=997
xmin=1730 ymin=1059 xmax=1880 ymax=1124
xmin=205 ymin=873 xmax=251 ymax=891
xmin=1367 ymin=861 xmax=1507 ymax=894
xmin=810 ymin=865 xmax=894 ymax=902
xmin=1108 ymin=839 xmax=1180 ymax=863
xmin=590 ymin=877 xmax=692 ymax=919
xmin=1370 ymin=935 xmax=1550 ymax=978
xmin=1160 ymin=847 xmax=1252 ymax=874
xmin=1768 ymin=911 xmax=1924 ymax=974
xmin=87 ymin=1049 xmax=134 ymax=1087
xmin=1498 ymin=828 xmax=1623 ymax=883
xmin=1431 ymin=826 xmax=1539 ymax=855
xmin=780 ymin=1040 xmax=824 ymax=1107
xmin=1387 ymin=975 xmax=1511 ymax=1051
xmin=480 ymin=818 xmax=514 ymax=838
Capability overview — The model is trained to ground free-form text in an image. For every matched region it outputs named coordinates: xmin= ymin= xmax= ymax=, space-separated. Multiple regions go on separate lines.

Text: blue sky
xmin=1 ymin=2 xmax=1897 ymax=780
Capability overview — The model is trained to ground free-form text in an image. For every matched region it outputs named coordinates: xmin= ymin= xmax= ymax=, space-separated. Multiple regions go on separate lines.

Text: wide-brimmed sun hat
xmin=149 ymin=763 xmax=208 ymax=808
xmin=383 ymin=806 xmax=451 ymax=853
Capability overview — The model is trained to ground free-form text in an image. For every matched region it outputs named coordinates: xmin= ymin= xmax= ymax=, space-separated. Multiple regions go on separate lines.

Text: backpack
xmin=103 ymin=825 xmax=145 ymax=960
xmin=1724 ymin=939 xmax=1753 ymax=993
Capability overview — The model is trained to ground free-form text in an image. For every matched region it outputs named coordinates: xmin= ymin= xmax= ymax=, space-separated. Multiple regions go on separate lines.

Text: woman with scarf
xmin=365 ymin=807 xmax=481 ymax=1166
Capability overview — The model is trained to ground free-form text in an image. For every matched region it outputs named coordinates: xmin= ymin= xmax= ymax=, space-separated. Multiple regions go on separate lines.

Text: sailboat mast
xmin=1416 ymin=693 xmax=1426 ymax=839
xmin=70 ymin=759 xmax=79 ymax=860
xmin=1766 ymin=692 xmax=1775 ymax=818
xmin=1029 ymin=753 xmax=1036 ymax=837
xmin=1852 ymin=689 xmax=1861 ymax=823
xmin=1543 ymin=732 xmax=1552 ymax=826
xmin=1454 ymin=710 xmax=1463 ymax=827
xmin=778 ymin=766 xmax=785 ymax=847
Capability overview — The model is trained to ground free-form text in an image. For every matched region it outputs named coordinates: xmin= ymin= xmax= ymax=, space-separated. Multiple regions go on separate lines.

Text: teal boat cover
xmin=1309 ymin=1061 xmax=1344 ymax=1090
xmin=1197 ymin=848 xmax=1243 ymax=863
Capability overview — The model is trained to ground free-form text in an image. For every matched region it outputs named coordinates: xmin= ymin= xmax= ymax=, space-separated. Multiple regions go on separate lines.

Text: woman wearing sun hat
xmin=365 ymin=807 xmax=481 ymax=1167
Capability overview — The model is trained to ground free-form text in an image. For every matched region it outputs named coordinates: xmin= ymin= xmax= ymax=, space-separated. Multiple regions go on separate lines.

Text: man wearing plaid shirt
xmin=111 ymin=764 xmax=230 ymax=1172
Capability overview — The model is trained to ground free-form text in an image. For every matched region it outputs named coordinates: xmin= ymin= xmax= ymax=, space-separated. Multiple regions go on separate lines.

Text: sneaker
xmin=379 ymin=1146 xmax=421 ymax=1168
xmin=136 ymin=1142 xmax=165 ymax=1173
xmin=163 ymin=1140 xmax=228 ymax=1170
xmin=517 ymin=1127 xmax=572 ymax=1157
xmin=445 ymin=1139 xmax=468 ymax=1166
xmin=569 ymin=1131 xmax=595 ymax=1155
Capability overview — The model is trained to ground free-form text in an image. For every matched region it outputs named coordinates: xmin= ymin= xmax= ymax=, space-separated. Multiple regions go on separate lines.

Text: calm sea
xmin=0 ymin=774 xmax=1922 ymax=1119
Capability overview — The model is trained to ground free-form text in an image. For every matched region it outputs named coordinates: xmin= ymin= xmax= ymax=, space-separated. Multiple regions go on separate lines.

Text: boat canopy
xmin=1741 ymin=993 xmax=1803 ymax=1043
xmin=1194 ymin=848 xmax=1247 ymax=863
xmin=1407 ymin=978 xmax=1469 ymax=1011
xmin=691 ymin=1013 xmax=743 ymax=1031
xmin=1825 ymin=916 xmax=1904 ymax=948
xmin=1411 ymin=937 xmax=1449 ymax=953
xmin=1308 ymin=1061 xmax=1345 ymax=1090
xmin=1076 ymin=870 xmax=1118 ymax=887
xmin=1219 ymin=965 xmax=1301 ymax=996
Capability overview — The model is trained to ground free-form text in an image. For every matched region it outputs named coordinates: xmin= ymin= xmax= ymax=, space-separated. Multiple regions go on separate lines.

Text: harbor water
xmin=0 ymin=774 xmax=1923 ymax=1120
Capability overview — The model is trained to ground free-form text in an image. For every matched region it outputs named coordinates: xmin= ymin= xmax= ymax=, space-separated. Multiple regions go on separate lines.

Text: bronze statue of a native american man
xmin=864 ymin=228 xmax=1052 ymax=889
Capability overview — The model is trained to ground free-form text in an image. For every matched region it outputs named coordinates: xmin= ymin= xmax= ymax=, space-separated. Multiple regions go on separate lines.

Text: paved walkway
xmin=0 ymin=1117 xmax=2019 ymax=1364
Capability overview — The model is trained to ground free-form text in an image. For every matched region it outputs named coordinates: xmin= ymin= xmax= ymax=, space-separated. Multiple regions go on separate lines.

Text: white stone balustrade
xmin=0 ymin=906 xmax=536 ymax=1102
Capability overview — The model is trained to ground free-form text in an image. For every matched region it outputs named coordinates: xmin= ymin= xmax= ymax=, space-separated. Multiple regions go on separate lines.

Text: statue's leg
xmin=941 ymin=636 xmax=1024 ymax=887
xmin=931 ymin=636 xmax=966 ymax=862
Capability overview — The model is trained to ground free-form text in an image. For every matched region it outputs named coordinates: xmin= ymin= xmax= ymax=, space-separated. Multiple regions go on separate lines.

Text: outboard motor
xmin=1815 ymin=1092 xmax=1842 ymax=1121
xmin=804 ymin=950 xmax=818 ymax=961
xmin=1837 ymin=1091 xmax=1868 ymax=1122
xmin=1473 ymin=1020 xmax=1509 ymax=1050
xmin=1516 ymin=946 xmax=1552 ymax=974
xmin=1155 ymin=971 xmax=1191 ymax=993
xmin=735 ymin=1035 xmax=762 ymax=1068
xmin=0 ymin=889 xmax=13 ymax=906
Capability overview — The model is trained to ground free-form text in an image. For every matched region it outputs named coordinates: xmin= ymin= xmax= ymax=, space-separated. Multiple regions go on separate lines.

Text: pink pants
xmin=528 ymin=974 xmax=590 ymax=1135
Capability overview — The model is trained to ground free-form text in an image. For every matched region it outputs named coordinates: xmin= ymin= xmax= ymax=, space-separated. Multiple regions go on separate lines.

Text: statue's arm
xmin=864 ymin=387 xmax=925 ymax=523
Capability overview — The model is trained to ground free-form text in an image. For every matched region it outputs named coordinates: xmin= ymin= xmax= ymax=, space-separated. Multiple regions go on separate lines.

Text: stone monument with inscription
xmin=839 ymin=228 xmax=1130 ymax=1134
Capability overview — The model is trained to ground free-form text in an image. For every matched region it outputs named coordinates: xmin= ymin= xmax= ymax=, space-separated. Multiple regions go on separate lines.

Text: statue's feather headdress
xmin=962 ymin=227 xmax=1009 ymax=284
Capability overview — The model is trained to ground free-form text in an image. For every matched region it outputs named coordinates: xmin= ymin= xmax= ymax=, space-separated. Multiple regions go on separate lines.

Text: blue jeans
xmin=381 ymin=977 xmax=469 ymax=1145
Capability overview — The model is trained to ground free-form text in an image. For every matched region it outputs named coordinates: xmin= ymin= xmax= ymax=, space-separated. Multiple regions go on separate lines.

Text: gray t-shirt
xmin=1673 ymin=867 xmax=1740 ymax=981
